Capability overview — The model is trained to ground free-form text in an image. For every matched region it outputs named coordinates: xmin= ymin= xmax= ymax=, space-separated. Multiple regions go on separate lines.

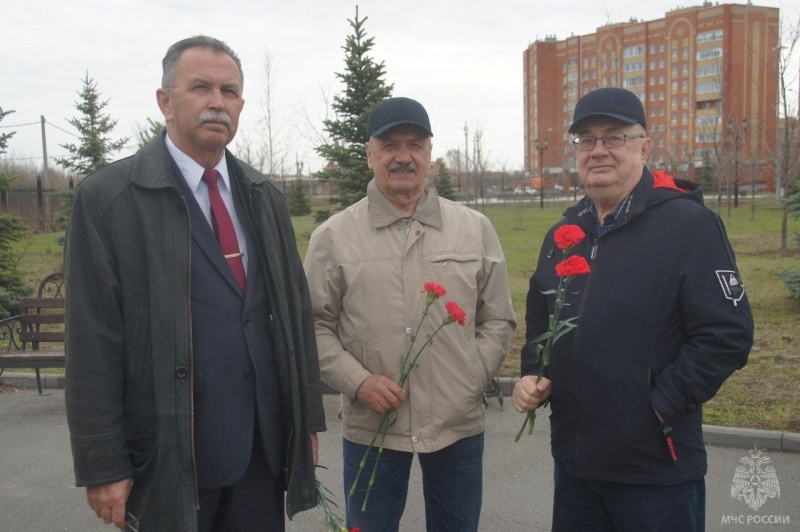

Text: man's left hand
xmin=310 ymin=433 xmax=319 ymax=466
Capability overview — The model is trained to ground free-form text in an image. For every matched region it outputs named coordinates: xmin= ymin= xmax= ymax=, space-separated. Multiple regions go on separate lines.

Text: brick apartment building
xmin=523 ymin=2 xmax=780 ymax=193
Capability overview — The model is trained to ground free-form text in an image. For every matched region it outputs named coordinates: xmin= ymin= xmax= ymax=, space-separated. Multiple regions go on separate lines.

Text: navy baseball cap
xmin=367 ymin=97 xmax=433 ymax=139
xmin=569 ymin=88 xmax=647 ymax=134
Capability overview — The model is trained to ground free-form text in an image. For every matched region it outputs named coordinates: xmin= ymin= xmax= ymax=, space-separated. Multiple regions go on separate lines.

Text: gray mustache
xmin=389 ymin=163 xmax=417 ymax=172
xmin=197 ymin=111 xmax=232 ymax=128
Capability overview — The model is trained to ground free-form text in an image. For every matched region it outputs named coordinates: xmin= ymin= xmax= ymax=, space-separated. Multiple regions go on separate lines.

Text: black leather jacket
xmin=65 ymin=134 xmax=325 ymax=529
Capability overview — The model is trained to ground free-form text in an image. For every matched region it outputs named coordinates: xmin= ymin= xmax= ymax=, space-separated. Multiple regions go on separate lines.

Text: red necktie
xmin=202 ymin=169 xmax=247 ymax=292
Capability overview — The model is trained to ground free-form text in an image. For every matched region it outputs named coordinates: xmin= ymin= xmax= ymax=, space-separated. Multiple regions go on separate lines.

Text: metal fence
xmin=0 ymin=186 xmax=68 ymax=228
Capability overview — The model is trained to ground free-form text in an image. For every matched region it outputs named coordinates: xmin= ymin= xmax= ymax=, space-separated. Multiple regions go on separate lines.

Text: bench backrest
xmin=19 ymin=297 xmax=65 ymax=349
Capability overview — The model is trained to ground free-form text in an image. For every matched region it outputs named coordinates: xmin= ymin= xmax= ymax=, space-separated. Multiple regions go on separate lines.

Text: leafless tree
xmin=445 ymin=148 xmax=463 ymax=197
xmin=772 ymin=16 xmax=800 ymax=255
xmin=252 ymin=53 xmax=294 ymax=179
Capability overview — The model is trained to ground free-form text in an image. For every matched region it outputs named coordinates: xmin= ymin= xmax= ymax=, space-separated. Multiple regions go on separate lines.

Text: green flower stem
xmin=515 ymin=273 xmax=573 ymax=442
xmin=400 ymin=322 xmax=446 ymax=388
xmin=362 ymin=414 xmax=394 ymax=511
xmin=349 ymin=410 xmax=396 ymax=498
xmin=349 ymin=296 xmax=456 ymax=510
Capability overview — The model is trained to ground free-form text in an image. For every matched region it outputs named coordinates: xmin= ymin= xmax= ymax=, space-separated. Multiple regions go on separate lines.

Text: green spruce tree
xmin=289 ymin=180 xmax=312 ymax=216
xmin=54 ymin=73 xmax=129 ymax=237
xmin=0 ymin=107 xmax=31 ymax=317
xmin=433 ymin=159 xmax=455 ymax=201
xmin=0 ymin=107 xmax=15 ymax=155
xmin=56 ymin=72 xmax=129 ymax=176
xmin=135 ymin=117 xmax=164 ymax=148
xmin=315 ymin=6 xmax=393 ymax=208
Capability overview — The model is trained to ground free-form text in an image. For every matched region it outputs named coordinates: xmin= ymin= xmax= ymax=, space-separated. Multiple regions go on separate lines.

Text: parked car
xmin=513 ymin=186 xmax=537 ymax=196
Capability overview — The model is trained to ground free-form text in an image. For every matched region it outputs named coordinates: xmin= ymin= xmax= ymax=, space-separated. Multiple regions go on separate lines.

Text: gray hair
xmin=161 ymin=35 xmax=243 ymax=89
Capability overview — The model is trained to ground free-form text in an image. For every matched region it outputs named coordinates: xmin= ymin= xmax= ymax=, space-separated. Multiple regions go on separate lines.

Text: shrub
xmin=313 ymin=209 xmax=332 ymax=224
xmin=777 ymin=269 xmax=800 ymax=299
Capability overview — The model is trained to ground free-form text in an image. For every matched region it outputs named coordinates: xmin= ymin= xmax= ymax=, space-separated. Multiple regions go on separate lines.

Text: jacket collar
xmin=367 ymin=178 xmax=443 ymax=229
xmin=130 ymin=130 xmax=268 ymax=191
xmin=566 ymin=166 xmax=703 ymax=232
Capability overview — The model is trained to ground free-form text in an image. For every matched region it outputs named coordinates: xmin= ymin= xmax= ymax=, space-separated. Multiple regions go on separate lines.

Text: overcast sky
xmin=2 ymin=0 xmax=795 ymax=175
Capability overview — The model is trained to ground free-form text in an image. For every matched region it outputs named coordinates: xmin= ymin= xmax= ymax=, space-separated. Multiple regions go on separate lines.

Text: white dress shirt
xmin=165 ymin=134 xmax=248 ymax=275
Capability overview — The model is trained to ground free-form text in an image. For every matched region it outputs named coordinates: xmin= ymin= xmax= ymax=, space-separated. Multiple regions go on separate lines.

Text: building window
xmin=624 ymin=45 xmax=646 ymax=57
xmin=624 ymin=60 xmax=645 ymax=72
xmin=650 ymin=45 xmax=656 ymax=54
xmin=682 ymin=95 xmax=689 ymax=105
xmin=671 ymin=81 xmax=678 ymax=90
xmin=683 ymin=63 xmax=689 ymax=73
xmin=671 ymin=112 xmax=677 ymax=123
xmin=671 ymin=96 xmax=677 ymax=106
xmin=624 ymin=76 xmax=644 ymax=87
xmin=697 ymin=48 xmax=723 ymax=60
xmin=683 ymin=46 xmax=689 ymax=57
xmin=682 ymin=79 xmax=689 ymax=89
xmin=697 ymin=64 xmax=723 ymax=77
xmin=697 ymin=81 xmax=722 ymax=94
xmin=650 ymin=61 xmax=656 ymax=69
xmin=697 ymin=29 xmax=724 ymax=43
xmin=659 ymin=75 xmax=665 ymax=84
xmin=672 ymin=65 xmax=678 ymax=74
xmin=672 ymin=48 xmax=678 ymax=58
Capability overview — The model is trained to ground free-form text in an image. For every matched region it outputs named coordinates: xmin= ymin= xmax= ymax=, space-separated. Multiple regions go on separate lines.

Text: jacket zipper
xmin=570 ymin=234 xmax=597 ymax=469
xmin=174 ymin=191 xmax=200 ymax=512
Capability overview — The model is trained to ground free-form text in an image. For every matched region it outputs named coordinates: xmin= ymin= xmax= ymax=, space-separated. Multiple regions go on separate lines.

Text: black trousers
xmin=197 ymin=429 xmax=284 ymax=532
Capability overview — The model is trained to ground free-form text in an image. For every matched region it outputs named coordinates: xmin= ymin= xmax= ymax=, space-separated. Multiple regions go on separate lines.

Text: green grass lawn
xmin=12 ymin=196 xmax=800 ymax=431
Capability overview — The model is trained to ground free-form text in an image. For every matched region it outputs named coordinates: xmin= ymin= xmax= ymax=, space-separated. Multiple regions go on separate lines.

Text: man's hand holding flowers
xmin=512 ymin=375 xmax=552 ymax=412
xmin=355 ymin=375 xmax=407 ymax=414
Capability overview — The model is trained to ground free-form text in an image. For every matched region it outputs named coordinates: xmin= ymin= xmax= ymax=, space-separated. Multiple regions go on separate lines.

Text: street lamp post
xmin=535 ymin=137 xmax=549 ymax=209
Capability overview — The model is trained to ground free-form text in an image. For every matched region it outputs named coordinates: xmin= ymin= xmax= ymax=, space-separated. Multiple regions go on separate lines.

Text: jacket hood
xmin=565 ymin=166 xmax=704 ymax=231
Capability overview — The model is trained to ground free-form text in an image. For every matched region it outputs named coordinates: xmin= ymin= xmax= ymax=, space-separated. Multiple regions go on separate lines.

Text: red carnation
xmin=555 ymin=255 xmax=592 ymax=278
xmin=444 ymin=301 xmax=467 ymax=326
xmin=553 ymin=224 xmax=586 ymax=250
xmin=423 ymin=281 xmax=447 ymax=299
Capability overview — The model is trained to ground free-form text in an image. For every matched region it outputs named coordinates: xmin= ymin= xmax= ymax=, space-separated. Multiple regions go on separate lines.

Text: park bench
xmin=0 ymin=272 xmax=65 ymax=394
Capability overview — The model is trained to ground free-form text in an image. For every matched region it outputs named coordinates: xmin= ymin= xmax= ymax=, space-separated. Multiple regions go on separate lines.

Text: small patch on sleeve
xmin=715 ymin=270 xmax=745 ymax=306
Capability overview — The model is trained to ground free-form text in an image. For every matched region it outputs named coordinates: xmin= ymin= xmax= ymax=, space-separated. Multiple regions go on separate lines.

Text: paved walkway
xmin=0 ymin=385 xmax=797 ymax=531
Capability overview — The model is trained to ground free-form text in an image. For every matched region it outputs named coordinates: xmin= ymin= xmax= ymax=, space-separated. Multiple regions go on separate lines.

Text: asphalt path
xmin=0 ymin=388 xmax=797 ymax=531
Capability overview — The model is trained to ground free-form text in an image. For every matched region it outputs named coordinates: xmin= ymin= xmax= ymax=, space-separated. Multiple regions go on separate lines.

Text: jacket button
xmin=243 ymin=317 xmax=251 ymax=327
xmin=175 ymin=366 xmax=189 ymax=379
xmin=244 ymin=369 xmax=254 ymax=379
xmin=415 ymin=230 xmax=421 ymax=235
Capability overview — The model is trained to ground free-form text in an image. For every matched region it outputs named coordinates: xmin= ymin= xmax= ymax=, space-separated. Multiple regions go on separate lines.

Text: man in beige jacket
xmin=304 ymin=97 xmax=515 ymax=532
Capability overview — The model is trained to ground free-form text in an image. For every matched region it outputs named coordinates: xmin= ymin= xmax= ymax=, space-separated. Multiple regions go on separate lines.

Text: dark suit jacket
xmin=175 ymin=165 xmax=285 ymax=489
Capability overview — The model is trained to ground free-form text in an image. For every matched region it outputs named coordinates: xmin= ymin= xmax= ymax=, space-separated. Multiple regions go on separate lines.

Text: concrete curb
xmin=4 ymin=372 xmax=797 ymax=453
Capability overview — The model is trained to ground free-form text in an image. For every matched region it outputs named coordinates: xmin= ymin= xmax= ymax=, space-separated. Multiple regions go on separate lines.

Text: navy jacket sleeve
xmin=649 ymin=208 xmax=753 ymax=424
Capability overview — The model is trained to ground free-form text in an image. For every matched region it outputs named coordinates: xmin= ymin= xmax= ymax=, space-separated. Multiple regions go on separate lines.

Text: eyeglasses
xmin=572 ymin=133 xmax=646 ymax=151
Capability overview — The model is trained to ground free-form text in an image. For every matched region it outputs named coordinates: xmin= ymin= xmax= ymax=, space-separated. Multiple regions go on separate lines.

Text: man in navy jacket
xmin=512 ymin=88 xmax=753 ymax=531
